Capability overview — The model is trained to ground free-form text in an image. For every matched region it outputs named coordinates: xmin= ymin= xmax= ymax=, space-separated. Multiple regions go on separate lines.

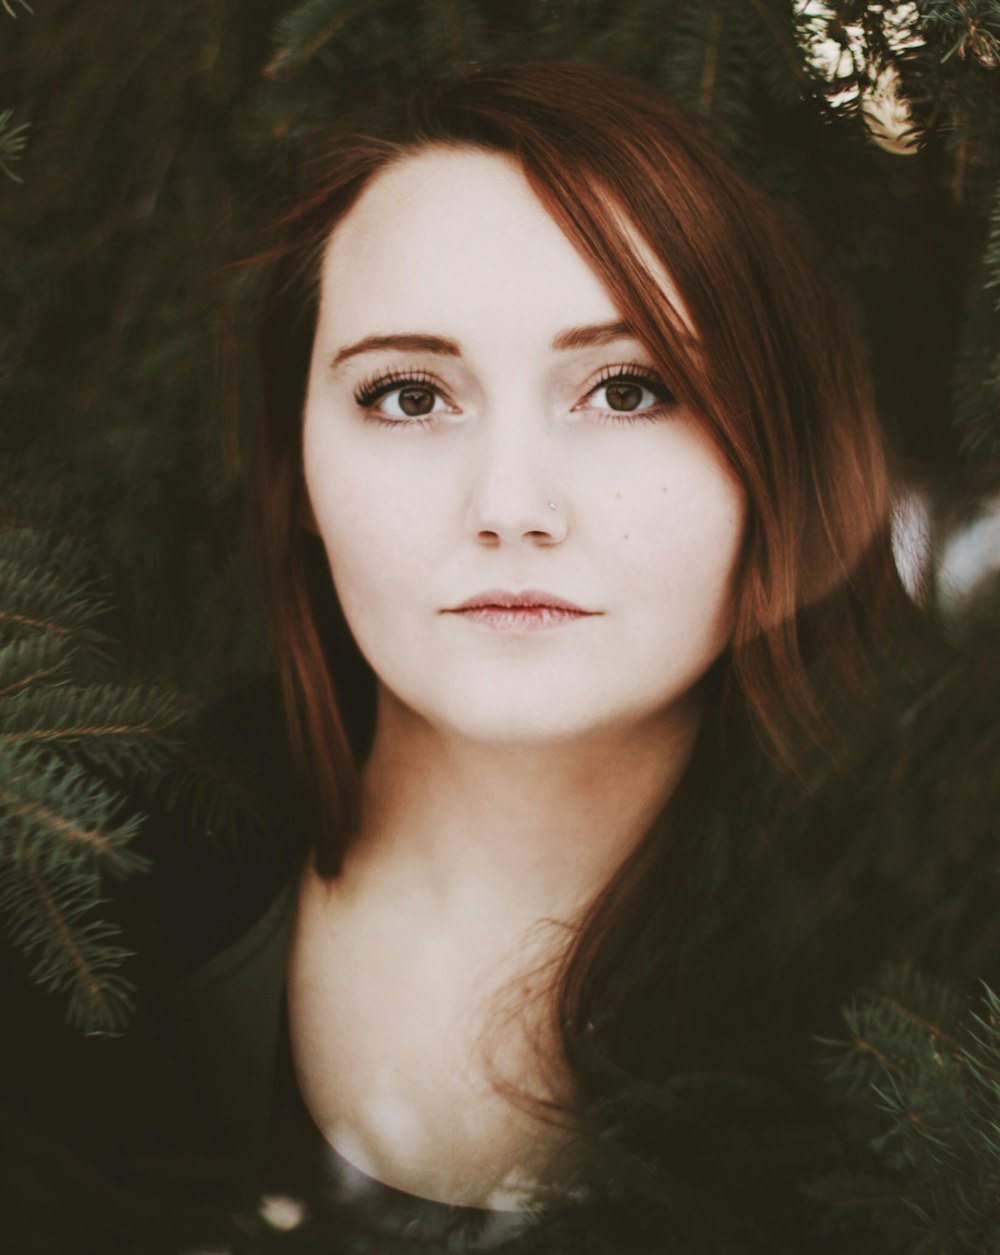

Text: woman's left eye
xmin=580 ymin=368 xmax=676 ymax=420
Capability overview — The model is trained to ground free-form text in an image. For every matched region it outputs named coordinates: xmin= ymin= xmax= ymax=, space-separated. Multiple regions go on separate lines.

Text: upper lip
xmin=449 ymin=590 xmax=596 ymax=613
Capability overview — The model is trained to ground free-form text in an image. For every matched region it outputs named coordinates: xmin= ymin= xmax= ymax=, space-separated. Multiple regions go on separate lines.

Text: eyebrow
xmin=330 ymin=333 xmax=460 ymax=369
xmin=552 ymin=320 xmax=635 ymax=351
xmin=328 ymin=320 xmax=639 ymax=369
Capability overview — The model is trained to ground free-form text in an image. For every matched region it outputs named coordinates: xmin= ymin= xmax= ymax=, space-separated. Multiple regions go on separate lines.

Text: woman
xmin=3 ymin=58 xmax=943 ymax=1255
xmin=227 ymin=58 xmax=923 ymax=1249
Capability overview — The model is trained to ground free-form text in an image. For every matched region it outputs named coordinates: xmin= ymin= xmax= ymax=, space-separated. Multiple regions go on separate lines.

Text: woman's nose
xmin=463 ymin=417 xmax=568 ymax=548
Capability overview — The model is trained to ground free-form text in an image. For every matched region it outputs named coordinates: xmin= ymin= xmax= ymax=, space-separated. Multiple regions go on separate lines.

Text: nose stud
xmin=548 ymin=501 xmax=558 ymax=511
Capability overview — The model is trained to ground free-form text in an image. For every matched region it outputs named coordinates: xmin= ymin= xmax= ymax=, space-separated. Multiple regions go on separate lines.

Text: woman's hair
xmin=242 ymin=60 xmax=915 ymax=1105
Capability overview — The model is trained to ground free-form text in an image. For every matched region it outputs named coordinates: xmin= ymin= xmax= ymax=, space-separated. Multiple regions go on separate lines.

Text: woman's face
xmin=302 ymin=147 xmax=745 ymax=747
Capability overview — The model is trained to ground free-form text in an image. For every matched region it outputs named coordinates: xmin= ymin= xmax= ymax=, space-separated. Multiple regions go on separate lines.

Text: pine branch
xmin=982 ymin=171 xmax=1000 ymax=310
xmin=0 ymin=635 xmax=75 ymax=700
xmin=0 ymin=508 xmax=300 ymax=1033
xmin=0 ymin=742 xmax=149 ymax=880
xmin=815 ymin=965 xmax=1000 ymax=1248
xmin=924 ymin=0 xmax=1000 ymax=69
xmin=266 ymin=0 xmax=374 ymax=80
xmin=746 ymin=0 xmax=810 ymax=90
xmin=0 ymin=850 xmax=137 ymax=1035
xmin=0 ymin=529 xmax=113 ymax=646
xmin=0 ymin=682 xmax=190 ymax=777
xmin=0 ymin=520 xmax=195 ymax=1031
xmin=0 ymin=109 xmax=30 ymax=183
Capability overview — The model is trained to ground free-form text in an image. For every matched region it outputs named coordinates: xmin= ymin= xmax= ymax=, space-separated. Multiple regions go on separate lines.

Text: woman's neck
xmin=291 ymin=689 xmax=702 ymax=1207
xmin=336 ymin=687 xmax=700 ymax=936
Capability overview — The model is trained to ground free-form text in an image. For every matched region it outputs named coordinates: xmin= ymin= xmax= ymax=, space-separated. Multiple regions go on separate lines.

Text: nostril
xmin=468 ymin=498 xmax=568 ymax=545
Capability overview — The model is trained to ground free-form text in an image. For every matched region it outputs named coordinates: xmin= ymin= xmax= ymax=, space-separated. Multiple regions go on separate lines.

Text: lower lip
xmin=450 ymin=607 xmax=593 ymax=631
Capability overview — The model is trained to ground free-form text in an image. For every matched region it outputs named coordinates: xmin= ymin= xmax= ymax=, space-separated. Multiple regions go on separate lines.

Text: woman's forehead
xmin=314 ymin=146 xmax=693 ymax=347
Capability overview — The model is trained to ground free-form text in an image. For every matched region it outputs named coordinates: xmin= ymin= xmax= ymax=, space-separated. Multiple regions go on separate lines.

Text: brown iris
xmin=398 ymin=387 xmax=436 ymax=417
xmin=605 ymin=382 xmax=645 ymax=411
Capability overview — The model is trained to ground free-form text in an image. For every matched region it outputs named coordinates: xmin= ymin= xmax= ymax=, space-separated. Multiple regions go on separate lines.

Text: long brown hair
xmin=243 ymin=60 xmax=913 ymax=1106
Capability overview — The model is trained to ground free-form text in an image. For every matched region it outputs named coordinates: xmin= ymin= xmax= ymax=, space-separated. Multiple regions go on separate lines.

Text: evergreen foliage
xmin=812 ymin=969 xmax=1000 ymax=1251
xmin=0 ymin=480 xmax=189 ymax=1033
xmin=0 ymin=107 xmax=29 ymax=182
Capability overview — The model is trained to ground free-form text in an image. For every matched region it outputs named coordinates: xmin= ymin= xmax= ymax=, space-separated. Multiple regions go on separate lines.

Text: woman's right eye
xmin=354 ymin=371 xmax=455 ymax=425
xmin=379 ymin=386 xmax=449 ymax=420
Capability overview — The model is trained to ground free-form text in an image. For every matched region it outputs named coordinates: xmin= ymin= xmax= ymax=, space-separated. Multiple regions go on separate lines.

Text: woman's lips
xmin=446 ymin=590 xmax=598 ymax=631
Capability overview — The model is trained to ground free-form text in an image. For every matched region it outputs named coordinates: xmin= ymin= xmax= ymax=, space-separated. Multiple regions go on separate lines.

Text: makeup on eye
xmin=351 ymin=361 xmax=678 ymax=426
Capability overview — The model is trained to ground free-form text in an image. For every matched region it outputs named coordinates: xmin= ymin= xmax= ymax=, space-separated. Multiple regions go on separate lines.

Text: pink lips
xmin=447 ymin=590 xmax=598 ymax=631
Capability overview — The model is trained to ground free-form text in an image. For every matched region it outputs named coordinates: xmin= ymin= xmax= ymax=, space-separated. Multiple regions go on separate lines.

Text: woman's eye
xmin=354 ymin=373 xmax=454 ymax=424
xmin=375 ymin=385 xmax=448 ymax=420
xmin=591 ymin=380 xmax=657 ymax=412
xmin=582 ymin=370 xmax=676 ymax=419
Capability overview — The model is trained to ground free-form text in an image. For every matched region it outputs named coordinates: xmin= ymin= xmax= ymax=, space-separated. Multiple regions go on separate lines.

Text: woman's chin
xmin=407 ymin=698 xmax=657 ymax=752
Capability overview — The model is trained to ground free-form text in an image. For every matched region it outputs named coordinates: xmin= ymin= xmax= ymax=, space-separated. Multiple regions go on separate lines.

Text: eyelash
xmin=590 ymin=363 xmax=677 ymax=424
xmin=354 ymin=368 xmax=442 ymax=427
xmin=352 ymin=362 xmax=677 ymax=429
xmin=354 ymin=366 xmax=437 ymax=404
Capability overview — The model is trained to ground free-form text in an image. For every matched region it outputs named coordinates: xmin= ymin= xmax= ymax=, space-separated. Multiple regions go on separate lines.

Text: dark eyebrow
xmin=329 ymin=321 xmax=641 ymax=371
